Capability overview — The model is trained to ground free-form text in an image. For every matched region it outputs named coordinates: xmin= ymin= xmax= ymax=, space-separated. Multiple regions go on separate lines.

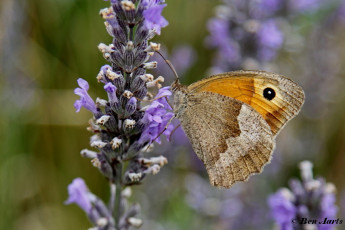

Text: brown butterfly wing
xmin=188 ymin=70 xmax=305 ymax=136
xmin=175 ymin=91 xmax=274 ymax=188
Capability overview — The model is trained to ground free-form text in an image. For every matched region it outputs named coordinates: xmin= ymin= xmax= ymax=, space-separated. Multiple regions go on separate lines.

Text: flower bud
xmin=133 ymin=51 xmax=149 ymax=68
xmin=91 ymin=140 xmax=108 ymax=149
xmin=107 ymin=18 xmax=127 ymax=43
xmin=80 ymin=149 xmax=98 ymax=159
xmin=132 ymin=119 xmax=146 ymax=134
xmin=104 ymin=83 xmax=118 ymax=104
xmin=121 ymin=1 xmax=135 ymax=11
xmin=96 ymin=98 xmax=108 ymax=107
xmin=124 ymin=97 xmax=137 ymax=117
xmin=126 ymin=41 xmax=134 ymax=50
xmin=96 ymin=65 xmax=112 ymax=83
xmin=124 ymin=50 xmax=135 ymax=72
xmin=96 ymin=218 xmax=108 ymax=227
xmin=120 ymin=90 xmax=134 ymax=108
xmin=147 ymin=42 xmax=161 ymax=52
xmin=134 ymin=86 xmax=147 ymax=99
xmin=104 ymin=21 xmax=115 ymax=37
xmin=128 ymin=172 xmax=142 ymax=182
xmin=132 ymin=67 xmax=146 ymax=78
xmin=98 ymin=43 xmax=114 ymax=54
xmin=121 ymin=1 xmax=136 ymax=22
xmin=105 ymin=68 xmax=120 ymax=81
xmin=130 ymin=76 xmax=146 ymax=92
xmin=140 ymin=156 xmax=168 ymax=167
xmin=143 ymin=61 xmax=157 ymax=69
xmin=113 ymin=71 xmax=125 ymax=93
xmin=99 ymin=7 xmax=114 ymax=19
xmin=111 ymin=51 xmax=125 ymax=68
xmin=96 ymin=153 xmax=113 ymax=180
xmin=140 ymin=74 xmax=154 ymax=82
xmin=112 ymin=0 xmax=125 ymax=19
xmin=87 ymin=119 xmax=102 ymax=132
xmin=96 ymin=115 xmax=111 ymax=126
xmin=123 ymin=119 xmax=136 ymax=133
xmin=146 ymin=76 xmax=164 ymax=88
xmin=134 ymin=24 xmax=149 ymax=45
xmin=128 ymin=217 xmax=143 ymax=228
xmin=111 ymin=137 xmax=123 ymax=150
xmin=144 ymin=164 xmax=161 ymax=175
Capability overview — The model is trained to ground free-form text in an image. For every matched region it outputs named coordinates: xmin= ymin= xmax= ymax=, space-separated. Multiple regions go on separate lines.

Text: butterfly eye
xmin=263 ymin=87 xmax=276 ymax=101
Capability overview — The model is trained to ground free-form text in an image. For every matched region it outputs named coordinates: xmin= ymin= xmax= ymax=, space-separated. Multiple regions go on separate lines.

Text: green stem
xmin=114 ymin=163 xmax=123 ymax=229
xmin=109 ymin=183 xmax=116 ymax=214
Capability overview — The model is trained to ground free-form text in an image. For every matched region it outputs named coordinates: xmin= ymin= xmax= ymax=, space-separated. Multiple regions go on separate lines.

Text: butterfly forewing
xmin=187 ymin=70 xmax=305 ymax=136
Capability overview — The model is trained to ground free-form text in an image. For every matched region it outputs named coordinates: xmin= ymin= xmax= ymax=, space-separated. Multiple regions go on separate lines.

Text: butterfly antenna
xmin=156 ymin=50 xmax=179 ymax=82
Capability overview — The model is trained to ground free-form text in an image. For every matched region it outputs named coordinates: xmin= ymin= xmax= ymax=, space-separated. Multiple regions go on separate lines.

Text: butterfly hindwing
xmin=175 ymin=91 xmax=275 ymax=188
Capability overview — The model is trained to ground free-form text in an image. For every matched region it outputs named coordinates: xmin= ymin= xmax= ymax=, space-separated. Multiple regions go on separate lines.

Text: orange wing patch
xmin=189 ymin=77 xmax=255 ymax=105
xmin=188 ymin=73 xmax=290 ymax=135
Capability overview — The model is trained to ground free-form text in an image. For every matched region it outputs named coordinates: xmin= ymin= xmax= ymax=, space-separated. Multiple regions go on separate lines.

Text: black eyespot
xmin=263 ymin=87 xmax=276 ymax=100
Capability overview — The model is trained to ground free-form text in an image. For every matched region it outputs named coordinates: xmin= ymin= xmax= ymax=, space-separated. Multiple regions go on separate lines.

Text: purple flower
xmin=104 ymin=82 xmax=116 ymax=93
xmin=74 ymin=78 xmax=97 ymax=114
xmin=97 ymin=65 xmax=112 ymax=83
xmin=337 ymin=1 xmax=345 ymax=23
xmin=289 ymin=0 xmax=323 ymax=13
xmin=268 ymin=161 xmax=339 ymax=230
xmin=259 ymin=0 xmax=282 ymax=12
xmin=104 ymin=82 xmax=118 ymax=103
xmin=206 ymin=18 xmax=241 ymax=68
xmin=140 ymin=86 xmax=174 ymax=144
xmin=250 ymin=0 xmax=283 ymax=18
xmin=206 ymin=18 xmax=230 ymax=47
xmin=142 ymin=0 xmax=169 ymax=35
xmin=257 ymin=20 xmax=283 ymax=61
xmin=319 ymin=192 xmax=337 ymax=221
xmin=268 ymin=189 xmax=296 ymax=230
xmin=207 ymin=18 xmax=240 ymax=60
xmin=65 ymin=178 xmax=93 ymax=214
xmin=154 ymin=86 xmax=172 ymax=109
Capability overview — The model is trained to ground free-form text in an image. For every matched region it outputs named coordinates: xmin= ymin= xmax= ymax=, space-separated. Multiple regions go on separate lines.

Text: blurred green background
xmin=1 ymin=0 xmax=345 ymax=229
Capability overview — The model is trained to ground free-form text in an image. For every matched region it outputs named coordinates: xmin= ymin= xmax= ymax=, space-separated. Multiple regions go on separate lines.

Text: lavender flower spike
xmin=74 ymin=78 xmax=98 ymax=114
xmin=268 ymin=161 xmax=339 ymax=230
xmin=206 ymin=0 xmax=328 ymax=72
xmin=69 ymin=0 xmax=171 ymax=229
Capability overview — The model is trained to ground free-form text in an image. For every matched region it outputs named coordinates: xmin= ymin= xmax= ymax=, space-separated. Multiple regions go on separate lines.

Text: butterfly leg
xmin=142 ymin=114 xmax=176 ymax=151
xmin=151 ymin=114 xmax=176 ymax=143
xmin=168 ymin=123 xmax=181 ymax=142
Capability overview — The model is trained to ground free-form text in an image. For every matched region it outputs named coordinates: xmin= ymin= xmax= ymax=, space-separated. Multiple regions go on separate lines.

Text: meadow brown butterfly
xmin=171 ymin=70 xmax=305 ymax=188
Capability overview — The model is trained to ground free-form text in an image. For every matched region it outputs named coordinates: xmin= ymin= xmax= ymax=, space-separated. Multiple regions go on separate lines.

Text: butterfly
xmin=171 ymin=70 xmax=305 ymax=188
